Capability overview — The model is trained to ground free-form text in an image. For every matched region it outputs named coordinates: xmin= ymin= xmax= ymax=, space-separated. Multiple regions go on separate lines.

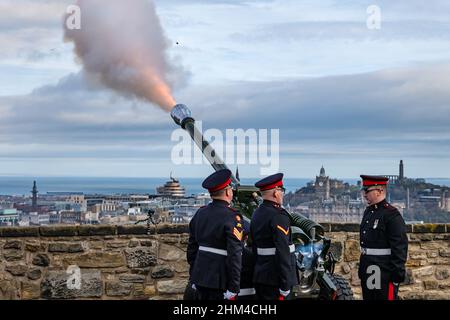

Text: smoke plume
xmin=64 ymin=0 xmax=178 ymax=111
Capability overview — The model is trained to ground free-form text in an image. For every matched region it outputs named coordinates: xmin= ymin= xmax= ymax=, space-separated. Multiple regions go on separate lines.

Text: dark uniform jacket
xmin=358 ymin=199 xmax=408 ymax=284
xmin=250 ymin=200 xmax=298 ymax=291
xmin=187 ymin=199 xmax=243 ymax=293
xmin=240 ymin=245 xmax=255 ymax=290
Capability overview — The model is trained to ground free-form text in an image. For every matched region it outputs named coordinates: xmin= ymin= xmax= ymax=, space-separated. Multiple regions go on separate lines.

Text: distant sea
xmin=0 ymin=176 xmax=449 ymax=196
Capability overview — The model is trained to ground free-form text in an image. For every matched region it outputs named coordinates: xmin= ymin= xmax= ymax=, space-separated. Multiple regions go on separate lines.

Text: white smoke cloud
xmin=64 ymin=0 xmax=185 ymax=111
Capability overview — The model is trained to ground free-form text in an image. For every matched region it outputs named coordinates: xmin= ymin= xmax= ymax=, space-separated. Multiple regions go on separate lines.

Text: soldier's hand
xmin=278 ymin=289 xmax=290 ymax=300
xmin=224 ymin=290 xmax=237 ymax=300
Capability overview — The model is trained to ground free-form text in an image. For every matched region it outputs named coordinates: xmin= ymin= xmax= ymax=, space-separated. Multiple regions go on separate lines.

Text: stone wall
xmin=0 ymin=223 xmax=449 ymax=300
xmin=0 ymin=224 xmax=190 ymax=300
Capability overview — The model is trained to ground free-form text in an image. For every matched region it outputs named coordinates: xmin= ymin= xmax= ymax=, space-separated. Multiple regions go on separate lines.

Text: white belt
xmin=257 ymin=244 xmax=295 ymax=255
xmin=361 ymin=247 xmax=391 ymax=256
xmin=199 ymin=246 xmax=227 ymax=256
xmin=238 ymin=288 xmax=256 ymax=296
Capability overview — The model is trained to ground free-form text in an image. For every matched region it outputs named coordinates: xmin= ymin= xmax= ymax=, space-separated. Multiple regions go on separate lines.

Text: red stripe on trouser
xmin=388 ymin=282 xmax=395 ymax=300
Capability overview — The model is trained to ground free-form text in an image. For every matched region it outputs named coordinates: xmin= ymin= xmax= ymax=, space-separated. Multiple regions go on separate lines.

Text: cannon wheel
xmin=320 ymin=274 xmax=354 ymax=300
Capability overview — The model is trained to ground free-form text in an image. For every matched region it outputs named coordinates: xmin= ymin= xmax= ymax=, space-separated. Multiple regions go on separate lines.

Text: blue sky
xmin=0 ymin=0 xmax=449 ymax=179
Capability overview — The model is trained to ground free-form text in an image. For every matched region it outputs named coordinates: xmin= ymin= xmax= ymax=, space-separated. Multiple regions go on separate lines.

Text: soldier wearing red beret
xmin=187 ymin=169 xmax=243 ymax=300
xmin=250 ymin=173 xmax=298 ymax=300
xmin=359 ymin=175 xmax=408 ymax=300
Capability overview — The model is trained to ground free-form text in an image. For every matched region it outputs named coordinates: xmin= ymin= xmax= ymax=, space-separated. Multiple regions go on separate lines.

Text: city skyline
xmin=2 ymin=161 xmax=450 ymax=198
xmin=1 ymin=160 xmax=447 ymax=180
xmin=0 ymin=1 xmax=449 ymax=178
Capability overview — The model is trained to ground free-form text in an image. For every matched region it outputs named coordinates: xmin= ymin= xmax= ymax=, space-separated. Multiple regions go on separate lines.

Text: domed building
xmin=156 ymin=173 xmax=186 ymax=197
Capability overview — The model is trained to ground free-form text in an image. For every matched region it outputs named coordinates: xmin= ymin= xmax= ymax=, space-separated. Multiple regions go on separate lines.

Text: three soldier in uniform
xmin=188 ymin=171 xmax=408 ymax=301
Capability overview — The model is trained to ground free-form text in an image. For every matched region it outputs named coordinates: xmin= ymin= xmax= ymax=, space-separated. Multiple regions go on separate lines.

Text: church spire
xmin=31 ymin=180 xmax=38 ymax=209
xmin=320 ymin=165 xmax=326 ymax=177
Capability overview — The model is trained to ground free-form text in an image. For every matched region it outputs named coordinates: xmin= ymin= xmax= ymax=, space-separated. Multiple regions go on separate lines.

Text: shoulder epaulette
xmin=384 ymin=202 xmax=400 ymax=213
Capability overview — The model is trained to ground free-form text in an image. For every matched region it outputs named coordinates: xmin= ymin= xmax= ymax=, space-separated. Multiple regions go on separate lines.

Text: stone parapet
xmin=0 ymin=223 xmax=448 ymax=300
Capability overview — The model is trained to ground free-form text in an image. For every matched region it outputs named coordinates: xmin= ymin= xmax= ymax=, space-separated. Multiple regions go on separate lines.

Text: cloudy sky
xmin=0 ymin=0 xmax=449 ymax=179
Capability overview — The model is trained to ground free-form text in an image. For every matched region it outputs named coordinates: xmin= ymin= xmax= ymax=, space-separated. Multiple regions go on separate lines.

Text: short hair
xmin=210 ymin=186 xmax=231 ymax=198
xmin=261 ymin=188 xmax=281 ymax=198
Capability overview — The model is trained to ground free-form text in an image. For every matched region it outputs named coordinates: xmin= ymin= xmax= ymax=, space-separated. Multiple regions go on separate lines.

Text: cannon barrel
xmin=170 ymin=104 xmax=239 ymax=185
xmin=171 ymin=103 xmax=324 ymax=240
xmin=290 ymin=212 xmax=324 ymax=239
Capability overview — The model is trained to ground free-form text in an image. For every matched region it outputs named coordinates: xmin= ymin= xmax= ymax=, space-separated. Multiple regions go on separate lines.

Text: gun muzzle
xmin=171 ymin=104 xmax=194 ymax=129
xmin=170 ymin=104 xmax=238 ymax=185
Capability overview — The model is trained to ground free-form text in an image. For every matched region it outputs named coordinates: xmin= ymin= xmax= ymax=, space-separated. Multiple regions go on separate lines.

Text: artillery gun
xmin=171 ymin=104 xmax=353 ymax=300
